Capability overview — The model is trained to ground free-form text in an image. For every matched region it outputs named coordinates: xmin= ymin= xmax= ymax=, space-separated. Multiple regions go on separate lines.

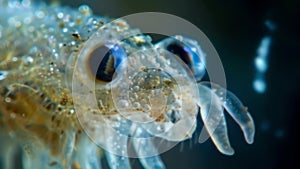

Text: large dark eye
xmin=87 ymin=43 xmax=127 ymax=83
xmin=155 ymin=36 xmax=206 ymax=81
xmin=166 ymin=42 xmax=193 ymax=66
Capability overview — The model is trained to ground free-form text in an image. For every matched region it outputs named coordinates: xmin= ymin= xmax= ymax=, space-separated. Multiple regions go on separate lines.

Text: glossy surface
xmin=0 ymin=1 xmax=257 ymax=169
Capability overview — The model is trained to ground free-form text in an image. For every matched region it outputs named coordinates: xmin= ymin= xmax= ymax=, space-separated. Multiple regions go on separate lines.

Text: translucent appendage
xmin=131 ymin=125 xmax=166 ymax=169
xmin=99 ymin=119 xmax=131 ymax=169
xmin=197 ymin=82 xmax=255 ymax=155
xmin=0 ymin=137 xmax=18 ymax=169
xmin=197 ymin=84 xmax=234 ymax=155
xmin=104 ymin=152 xmax=131 ymax=169
xmin=212 ymin=84 xmax=255 ymax=144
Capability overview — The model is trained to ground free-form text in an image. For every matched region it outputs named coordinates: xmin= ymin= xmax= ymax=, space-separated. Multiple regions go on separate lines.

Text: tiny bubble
xmin=118 ymin=100 xmax=129 ymax=108
xmin=142 ymin=104 xmax=151 ymax=111
xmin=62 ymin=28 xmax=68 ymax=33
xmin=26 ymin=56 xmax=33 ymax=63
xmin=10 ymin=113 xmax=16 ymax=119
xmin=35 ymin=10 xmax=45 ymax=19
xmin=133 ymin=86 xmax=140 ymax=91
xmin=79 ymin=5 xmax=92 ymax=15
xmin=5 ymin=97 xmax=12 ymax=103
xmin=132 ymin=102 xmax=140 ymax=108
xmin=0 ymin=71 xmax=8 ymax=80
xmin=57 ymin=12 xmax=64 ymax=19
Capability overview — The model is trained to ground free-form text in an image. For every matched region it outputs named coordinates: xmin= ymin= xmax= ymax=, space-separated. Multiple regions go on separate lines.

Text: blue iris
xmin=88 ymin=43 xmax=127 ymax=82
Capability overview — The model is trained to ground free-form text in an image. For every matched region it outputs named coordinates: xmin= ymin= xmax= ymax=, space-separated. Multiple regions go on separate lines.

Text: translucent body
xmin=0 ymin=1 xmax=255 ymax=169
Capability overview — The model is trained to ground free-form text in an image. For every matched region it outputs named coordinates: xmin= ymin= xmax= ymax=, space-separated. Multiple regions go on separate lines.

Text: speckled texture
xmin=0 ymin=1 xmax=255 ymax=169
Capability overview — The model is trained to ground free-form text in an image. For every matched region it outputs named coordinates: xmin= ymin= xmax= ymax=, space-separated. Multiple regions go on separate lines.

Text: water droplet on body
xmin=0 ymin=71 xmax=8 ymax=81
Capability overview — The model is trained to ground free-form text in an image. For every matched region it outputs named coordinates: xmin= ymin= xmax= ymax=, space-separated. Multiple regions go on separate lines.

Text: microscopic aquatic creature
xmin=0 ymin=0 xmax=255 ymax=169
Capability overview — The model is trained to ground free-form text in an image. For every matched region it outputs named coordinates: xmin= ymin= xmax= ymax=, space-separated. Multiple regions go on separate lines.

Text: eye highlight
xmin=87 ymin=43 xmax=127 ymax=83
xmin=155 ymin=36 xmax=206 ymax=81
xmin=166 ymin=42 xmax=193 ymax=66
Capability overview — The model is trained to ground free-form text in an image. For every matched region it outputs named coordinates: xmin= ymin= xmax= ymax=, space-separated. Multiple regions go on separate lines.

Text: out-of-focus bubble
xmin=274 ymin=129 xmax=285 ymax=139
xmin=253 ymin=19 xmax=276 ymax=94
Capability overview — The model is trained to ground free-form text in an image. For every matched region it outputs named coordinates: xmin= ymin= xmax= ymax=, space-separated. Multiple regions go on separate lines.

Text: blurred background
xmin=53 ymin=0 xmax=299 ymax=168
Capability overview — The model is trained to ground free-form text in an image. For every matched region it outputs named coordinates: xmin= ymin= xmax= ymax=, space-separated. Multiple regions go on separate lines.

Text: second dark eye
xmin=166 ymin=42 xmax=193 ymax=67
xmin=87 ymin=43 xmax=127 ymax=83
xmin=155 ymin=36 xmax=206 ymax=81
